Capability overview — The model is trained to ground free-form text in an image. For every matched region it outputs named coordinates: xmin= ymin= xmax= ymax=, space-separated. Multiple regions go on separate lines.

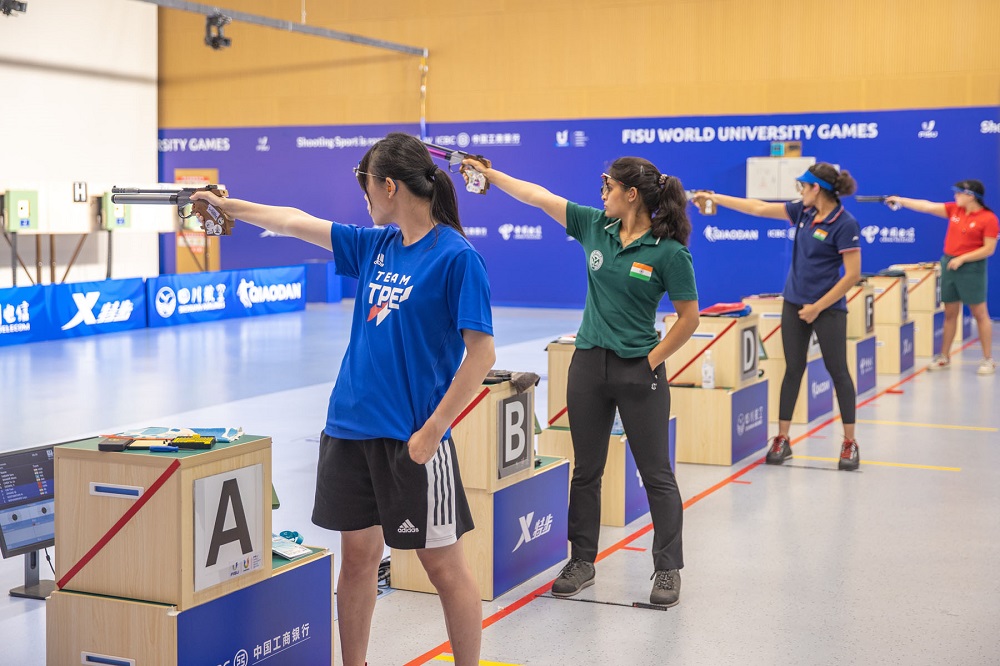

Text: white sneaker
xmin=977 ymin=358 xmax=996 ymax=375
xmin=928 ymin=356 xmax=950 ymax=370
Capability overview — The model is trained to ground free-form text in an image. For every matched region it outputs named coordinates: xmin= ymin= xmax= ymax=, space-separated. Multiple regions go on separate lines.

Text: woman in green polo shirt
xmin=463 ymin=157 xmax=699 ymax=607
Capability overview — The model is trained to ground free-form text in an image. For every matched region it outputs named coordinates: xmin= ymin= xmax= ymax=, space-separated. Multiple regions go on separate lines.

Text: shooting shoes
xmin=650 ymin=569 xmax=681 ymax=607
xmin=551 ymin=558 xmax=595 ymax=597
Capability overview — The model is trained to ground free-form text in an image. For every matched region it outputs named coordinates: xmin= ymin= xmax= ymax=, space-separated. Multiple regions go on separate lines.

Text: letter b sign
xmin=497 ymin=393 xmax=531 ymax=479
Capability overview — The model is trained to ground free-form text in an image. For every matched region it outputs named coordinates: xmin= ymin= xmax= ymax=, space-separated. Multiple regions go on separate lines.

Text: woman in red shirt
xmin=887 ymin=180 xmax=998 ymax=375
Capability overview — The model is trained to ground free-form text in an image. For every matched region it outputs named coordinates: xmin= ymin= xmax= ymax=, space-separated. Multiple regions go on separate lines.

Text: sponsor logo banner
xmin=177 ymin=554 xmax=332 ymax=665
xmin=806 ymin=357 xmax=834 ymax=422
xmin=900 ymin=321 xmax=916 ymax=372
xmin=148 ymin=266 xmax=306 ymax=328
xmin=493 ymin=462 xmax=568 ymax=597
xmin=855 ymin=336 xmax=877 ymax=395
xmin=731 ymin=381 xmax=768 ymax=463
xmin=48 ymin=278 xmax=147 ymax=338
xmin=0 ymin=285 xmax=49 ymax=347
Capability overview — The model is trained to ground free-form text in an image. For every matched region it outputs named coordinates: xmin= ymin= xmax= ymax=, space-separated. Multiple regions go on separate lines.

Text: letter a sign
xmin=193 ymin=464 xmax=264 ymax=591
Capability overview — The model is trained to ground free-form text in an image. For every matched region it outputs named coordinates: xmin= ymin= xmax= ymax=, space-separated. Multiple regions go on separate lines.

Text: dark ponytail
xmin=608 ymin=157 xmax=691 ymax=246
xmin=357 ymin=132 xmax=465 ymax=237
xmin=809 ymin=162 xmax=857 ymax=201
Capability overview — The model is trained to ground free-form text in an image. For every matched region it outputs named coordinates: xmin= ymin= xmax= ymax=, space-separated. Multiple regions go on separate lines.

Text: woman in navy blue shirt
xmin=692 ymin=163 xmax=862 ymax=470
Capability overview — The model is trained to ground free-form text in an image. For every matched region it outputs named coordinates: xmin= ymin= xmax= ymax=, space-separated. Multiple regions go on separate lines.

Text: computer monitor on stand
xmin=0 ymin=445 xmax=56 ymax=600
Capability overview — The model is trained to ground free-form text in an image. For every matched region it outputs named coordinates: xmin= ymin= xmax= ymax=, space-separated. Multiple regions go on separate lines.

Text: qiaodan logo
xmin=704 ymin=226 xmax=759 ymax=242
xmin=811 ymin=379 xmax=832 ymax=398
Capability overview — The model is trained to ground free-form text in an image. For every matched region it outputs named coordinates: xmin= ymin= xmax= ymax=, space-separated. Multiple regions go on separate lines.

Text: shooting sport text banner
xmin=159 ymin=107 xmax=1000 ymax=315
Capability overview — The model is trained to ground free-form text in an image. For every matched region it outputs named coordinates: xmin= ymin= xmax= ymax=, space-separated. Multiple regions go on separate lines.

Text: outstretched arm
xmin=406 ymin=329 xmax=497 ymax=464
xmin=884 ymin=197 xmax=948 ymax=218
xmin=462 ymin=160 xmax=569 ymax=227
xmin=690 ymin=192 xmax=788 ymax=220
xmin=189 ymin=190 xmax=334 ymax=250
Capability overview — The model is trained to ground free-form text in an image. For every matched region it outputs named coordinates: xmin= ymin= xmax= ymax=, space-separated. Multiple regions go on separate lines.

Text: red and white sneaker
xmin=839 ymin=439 xmax=860 ymax=471
xmin=765 ymin=434 xmax=792 ymax=465
xmin=928 ymin=356 xmax=950 ymax=371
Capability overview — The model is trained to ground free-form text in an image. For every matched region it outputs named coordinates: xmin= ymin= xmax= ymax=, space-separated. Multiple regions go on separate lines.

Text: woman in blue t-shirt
xmin=692 ymin=164 xmax=862 ymax=470
xmin=192 ymin=133 xmax=494 ymax=666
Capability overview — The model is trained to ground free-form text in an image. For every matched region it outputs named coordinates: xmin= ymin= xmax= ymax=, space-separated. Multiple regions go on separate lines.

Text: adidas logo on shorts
xmin=397 ymin=519 xmax=420 ymax=534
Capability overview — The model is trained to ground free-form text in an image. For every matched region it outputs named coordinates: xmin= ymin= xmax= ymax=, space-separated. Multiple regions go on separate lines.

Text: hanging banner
xmin=159 ymin=107 xmax=1000 ymax=314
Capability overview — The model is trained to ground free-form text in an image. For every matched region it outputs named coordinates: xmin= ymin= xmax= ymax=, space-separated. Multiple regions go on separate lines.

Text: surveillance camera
xmin=206 ymin=35 xmax=232 ymax=50
xmin=204 ymin=12 xmax=232 ymax=50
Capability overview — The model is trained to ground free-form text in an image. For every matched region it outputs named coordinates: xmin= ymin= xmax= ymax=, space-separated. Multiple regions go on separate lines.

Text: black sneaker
xmin=551 ymin=558 xmax=595 ymax=598
xmin=765 ymin=435 xmax=792 ymax=465
xmin=649 ymin=569 xmax=681 ymax=607
xmin=839 ymin=439 xmax=860 ymax=471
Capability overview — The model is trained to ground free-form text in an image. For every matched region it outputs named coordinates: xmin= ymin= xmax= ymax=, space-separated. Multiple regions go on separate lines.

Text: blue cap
xmin=797 ymin=170 xmax=836 ymax=191
xmin=951 ymin=186 xmax=984 ymax=202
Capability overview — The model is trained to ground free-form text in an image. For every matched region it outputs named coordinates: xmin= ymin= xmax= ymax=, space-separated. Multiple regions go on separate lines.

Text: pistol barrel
xmin=111 ymin=193 xmax=183 ymax=205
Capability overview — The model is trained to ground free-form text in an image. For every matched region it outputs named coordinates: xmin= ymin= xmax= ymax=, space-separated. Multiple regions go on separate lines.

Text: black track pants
xmin=779 ymin=300 xmax=856 ymax=424
xmin=565 ymin=346 xmax=683 ymax=571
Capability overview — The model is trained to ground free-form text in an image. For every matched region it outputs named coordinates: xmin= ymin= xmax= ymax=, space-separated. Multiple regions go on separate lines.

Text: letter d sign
xmin=740 ymin=326 xmax=758 ymax=381
xmin=497 ymin=393 xmax=532 ymax=479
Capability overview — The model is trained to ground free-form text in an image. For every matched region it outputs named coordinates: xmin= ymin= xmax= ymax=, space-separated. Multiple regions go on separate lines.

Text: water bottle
xmin=701 ymin=350 xmax=715 ymax=389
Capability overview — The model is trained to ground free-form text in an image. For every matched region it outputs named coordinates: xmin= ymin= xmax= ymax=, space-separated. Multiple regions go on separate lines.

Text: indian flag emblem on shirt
xmin=812 ymin=228 xmax=829 ymax=241
xmin=629 ymin=262 xmax=653 ymax=282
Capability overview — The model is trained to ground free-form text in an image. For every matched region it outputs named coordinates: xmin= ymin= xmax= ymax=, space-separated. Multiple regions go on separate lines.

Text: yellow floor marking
xmin=856 ymin=419 xmax=997 ymax=432
xmin=432 ymin=656 xmax=521 ymax=666
xmin=794 ymin=455 xmax=960 ymax=472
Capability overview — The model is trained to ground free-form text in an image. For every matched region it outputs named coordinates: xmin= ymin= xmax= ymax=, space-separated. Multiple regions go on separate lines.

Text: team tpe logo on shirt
xmin=812 ymin=228 xmax=829 ymax=241
xmin=367 ymin=271 xmax=413 ymax=325
xmin=629 ymin=262 xmax=653 ymax=281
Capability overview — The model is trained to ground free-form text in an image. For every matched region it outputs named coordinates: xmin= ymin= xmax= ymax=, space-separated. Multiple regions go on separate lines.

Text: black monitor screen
xmin=0 ymin=445 xmax=55 ymax=558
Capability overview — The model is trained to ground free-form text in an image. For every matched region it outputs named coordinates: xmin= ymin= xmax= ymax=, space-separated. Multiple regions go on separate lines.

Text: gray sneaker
xmin=650 ymin=569 xmax=681 ymax=607
xmin=551 ymin=558 xmax=595 ymax=597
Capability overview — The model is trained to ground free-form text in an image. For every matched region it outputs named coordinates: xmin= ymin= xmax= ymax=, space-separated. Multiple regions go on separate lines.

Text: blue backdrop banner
xmin=159 ymin=107 xmax=1000 ymax=314
xmin=147 ymin=265 xmax=306 ymax=327
xmin=0 ymin=284 xmax=51 ymax=347
xmin=47 ymin=278 xmax=147 ymax=338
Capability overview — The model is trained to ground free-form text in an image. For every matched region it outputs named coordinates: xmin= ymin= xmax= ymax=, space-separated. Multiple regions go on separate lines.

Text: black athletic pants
xmin=566 ymin=346 xmax=683 ymax=571
xmin=779 ymin=300 xmax=856 ymax=424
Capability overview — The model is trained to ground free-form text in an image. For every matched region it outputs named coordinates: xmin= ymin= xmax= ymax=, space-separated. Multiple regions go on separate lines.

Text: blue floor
xmin=1 ymin=303 xmax=998 ymax=665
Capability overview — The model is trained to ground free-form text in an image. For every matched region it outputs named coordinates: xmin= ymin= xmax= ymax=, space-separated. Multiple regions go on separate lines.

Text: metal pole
xmin=134 ymin=0 xmax=428 ymax=57
xmin=34 ymin=235 xmax=41 ymax=284
xmin=49 ymin=234 xmax=55 ymax=284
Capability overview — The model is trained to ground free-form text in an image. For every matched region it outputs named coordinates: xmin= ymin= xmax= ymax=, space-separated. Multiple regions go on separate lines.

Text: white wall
xmin=0 ymin=0 xmax=162 ymax=288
